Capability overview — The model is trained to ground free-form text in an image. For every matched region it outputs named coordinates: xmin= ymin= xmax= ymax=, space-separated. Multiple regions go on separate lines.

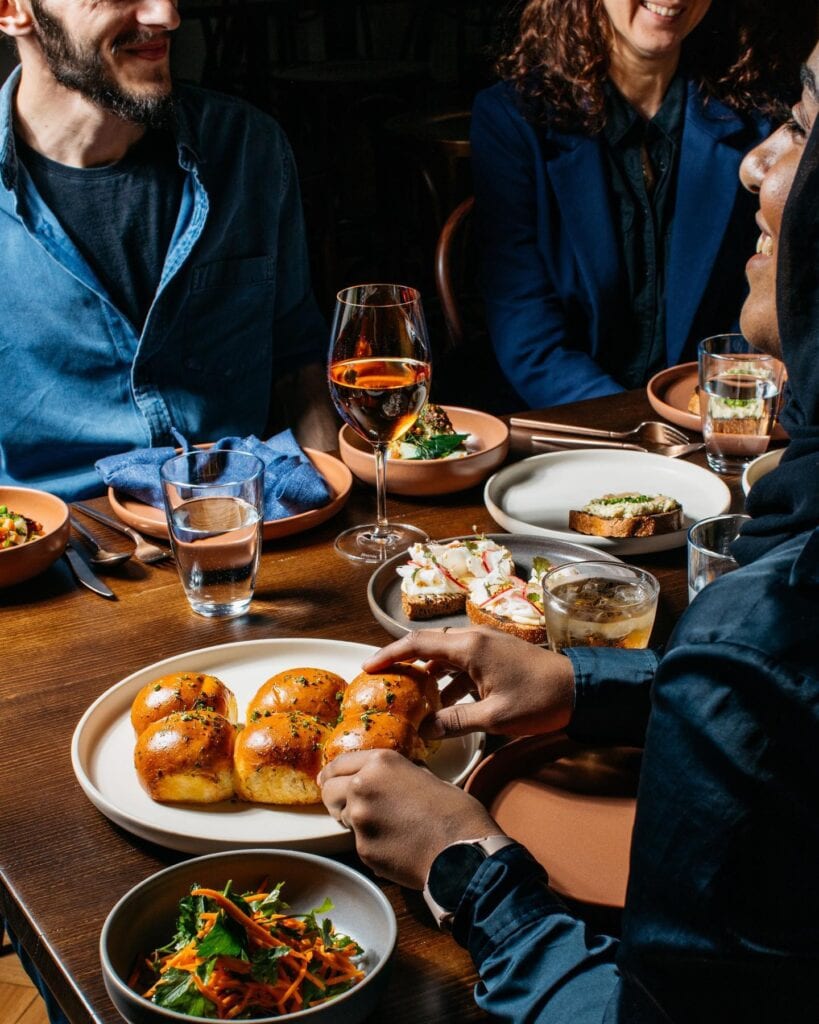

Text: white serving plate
xmin=484 ymin=450 xmax=731 ymax=555
xmin=72 ymin=638 xmax=484 ymax=854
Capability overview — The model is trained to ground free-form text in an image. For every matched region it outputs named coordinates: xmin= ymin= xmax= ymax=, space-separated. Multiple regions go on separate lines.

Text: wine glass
xmin=328 ymin=283 xmax=431 ymax=562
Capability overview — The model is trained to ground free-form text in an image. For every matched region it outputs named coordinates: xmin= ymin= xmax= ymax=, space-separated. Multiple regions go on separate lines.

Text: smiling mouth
xmin=756 ymin=233 xmax=774 ymax=257
xmin=641 ymin=1 xmax=685 ymax=18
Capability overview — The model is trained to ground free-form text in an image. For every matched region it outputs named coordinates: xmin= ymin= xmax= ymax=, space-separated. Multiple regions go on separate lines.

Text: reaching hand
xmin=362 ymin=627 xmax=575 ymax=741
xmin=319 ymin=750 xmax=500 ymax=889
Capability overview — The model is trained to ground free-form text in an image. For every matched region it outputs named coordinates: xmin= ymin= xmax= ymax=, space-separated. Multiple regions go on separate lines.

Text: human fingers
xmin=437 ymin=671 xmax=477 ymax=707
xmin=361 ymin=628 xmax=475 ymax=674
xmin=422 ymin=694 xmax=505 ymax=740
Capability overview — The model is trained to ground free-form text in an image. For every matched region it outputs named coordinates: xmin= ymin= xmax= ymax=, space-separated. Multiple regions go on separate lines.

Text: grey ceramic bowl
xmin=100 ymin=849 xmax=397 ymax=1024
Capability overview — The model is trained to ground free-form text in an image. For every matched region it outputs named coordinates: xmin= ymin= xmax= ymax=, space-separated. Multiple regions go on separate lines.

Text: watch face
xmin=426 ymin=842 xmax=487 ymax=914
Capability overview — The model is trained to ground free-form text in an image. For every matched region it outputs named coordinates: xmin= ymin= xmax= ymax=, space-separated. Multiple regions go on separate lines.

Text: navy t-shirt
xmin=16 ymin=129 xmax=184 ymax=331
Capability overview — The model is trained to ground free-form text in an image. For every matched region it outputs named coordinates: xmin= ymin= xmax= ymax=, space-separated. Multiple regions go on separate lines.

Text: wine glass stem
xmin=372 ymin=443 xmax=391 ymax=540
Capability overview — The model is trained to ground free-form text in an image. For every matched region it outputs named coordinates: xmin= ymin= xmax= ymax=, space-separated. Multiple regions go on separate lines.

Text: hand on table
xmin=319 ymin=750 xmax=499 ymax=889
xmin=363 ymin=626 xmax=575 ymax=741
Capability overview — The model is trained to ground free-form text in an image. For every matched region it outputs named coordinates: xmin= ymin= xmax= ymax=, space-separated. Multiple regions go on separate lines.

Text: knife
xmin=63 ymin=542 xmax=117 ymax=599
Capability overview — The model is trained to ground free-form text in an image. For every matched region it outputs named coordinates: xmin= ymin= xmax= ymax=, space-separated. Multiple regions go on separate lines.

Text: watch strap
xmin=423 ymin=834 xmax=517 ymax=930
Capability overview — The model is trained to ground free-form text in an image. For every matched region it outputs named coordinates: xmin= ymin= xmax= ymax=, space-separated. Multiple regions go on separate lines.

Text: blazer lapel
xmin=666 ymin=85 xmax=749 ymax=364
xmin=546 ymin=132 xmax=622 ymax=332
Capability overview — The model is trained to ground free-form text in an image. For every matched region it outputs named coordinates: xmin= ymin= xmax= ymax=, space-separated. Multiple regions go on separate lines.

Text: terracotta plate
xmin=647 ymin=362 xmax=788 ymax=440
xmin=367 ymin=533 xmax=619 ymax=639
xmin=465 ymin=734 xmax=639 ymax=908
xmin=108 ymin=449 xmax=353 ymax=542
xmin=339 ymin=406 xmax=510 ymax=496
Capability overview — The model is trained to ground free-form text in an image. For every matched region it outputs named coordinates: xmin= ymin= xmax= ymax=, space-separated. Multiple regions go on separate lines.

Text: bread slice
xmin=401 ymin=590 xmax=466 ymax=620
xmin=465 ymin=598 xmax=548 ymax=644
xmin=710 ymin=417 xmax=763 ymax=435
xmin=569 ymin=506 xmax=682 ymax=538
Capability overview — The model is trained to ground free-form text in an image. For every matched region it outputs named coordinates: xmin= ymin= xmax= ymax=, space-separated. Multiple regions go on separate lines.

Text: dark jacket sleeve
xmin=470 ymin=87 xmax=623 ymax=407
xmin=566 ymin=647 xmax=659 ymax=746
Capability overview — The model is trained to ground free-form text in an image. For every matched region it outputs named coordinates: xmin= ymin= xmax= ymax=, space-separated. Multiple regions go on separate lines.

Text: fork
xmin=511 ymin=417 xmax=691 ymax=447
xmin=73 ymin=503 xmax=174 ymax=565
xmin=530 ymin=433 xmax=704 ymax=458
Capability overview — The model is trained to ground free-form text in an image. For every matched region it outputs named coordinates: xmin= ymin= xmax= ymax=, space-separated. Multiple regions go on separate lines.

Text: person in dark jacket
xmin=472 ymin=0 xmax=812 ymax=408
xmin=320 ymin=41 xmax=819 ymax=1022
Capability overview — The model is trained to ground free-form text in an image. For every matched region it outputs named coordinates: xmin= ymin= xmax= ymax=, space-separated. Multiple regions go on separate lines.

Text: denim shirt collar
xmin=0 ymin=65 xmax=21 ymax=192
xmin=0 ymin=65 xmax=203 ymax=187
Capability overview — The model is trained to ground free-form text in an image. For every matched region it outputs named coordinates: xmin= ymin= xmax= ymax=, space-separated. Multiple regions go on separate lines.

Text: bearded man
xmin=0 ymin=0 xmax=336 ymax=499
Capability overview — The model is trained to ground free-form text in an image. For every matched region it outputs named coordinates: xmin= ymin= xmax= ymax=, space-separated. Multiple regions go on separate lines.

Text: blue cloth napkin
xmin=95 ymin=430 xmax=332 ymax=521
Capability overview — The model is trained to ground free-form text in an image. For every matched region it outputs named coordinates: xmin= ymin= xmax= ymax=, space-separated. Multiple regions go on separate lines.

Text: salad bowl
xmin=100 ymin=849 xmax=397 ymax=1024
xmin=338 ymin=405 xmax=509 ymax=496
xmin=0 ymin=486 xmax=69 ymax=587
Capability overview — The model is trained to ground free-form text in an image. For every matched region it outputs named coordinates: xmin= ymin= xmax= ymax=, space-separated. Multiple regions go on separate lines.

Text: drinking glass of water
xmin=697 ymin=334 xmax=785 ymax=475
xmin=160 ymin=449 xmax=264 ymax=618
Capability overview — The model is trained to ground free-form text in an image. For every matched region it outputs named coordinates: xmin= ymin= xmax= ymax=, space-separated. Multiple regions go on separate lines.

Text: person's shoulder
xmin=684 ymin=79 xmax=772 ymax=143
xmin=472 ymin=81 xmax=565 ymax=146
xmin=174 ymin=82 xmax=288 ymax=148
xmin=671 ymin=530 xmax=819 ymax=665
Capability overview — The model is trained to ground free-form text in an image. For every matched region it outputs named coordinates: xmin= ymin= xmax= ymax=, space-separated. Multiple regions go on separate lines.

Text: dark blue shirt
xmin=450 ymin=525 xmax=819 ymax=1022
xmin=601 ymin=76 xmax=685 ymax=389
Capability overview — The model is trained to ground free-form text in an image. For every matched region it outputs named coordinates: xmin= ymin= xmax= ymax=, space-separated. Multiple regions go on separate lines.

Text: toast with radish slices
xmin=397 ymin=537 xmax=514 ymax=620
xmin=465 ymin=557 xmax=552 ymax=644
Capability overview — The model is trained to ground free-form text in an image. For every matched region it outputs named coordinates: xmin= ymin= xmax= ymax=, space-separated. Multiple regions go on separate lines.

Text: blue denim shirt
xmin=0 ymin=68 xmax=326 ymax=500
xmin=450 ymin=527 xmax=819 ymax=1022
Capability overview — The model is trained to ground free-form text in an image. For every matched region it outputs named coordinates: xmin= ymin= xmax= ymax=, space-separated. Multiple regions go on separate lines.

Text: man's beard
xmin=29 ymin=0 xmax=175 ymax=129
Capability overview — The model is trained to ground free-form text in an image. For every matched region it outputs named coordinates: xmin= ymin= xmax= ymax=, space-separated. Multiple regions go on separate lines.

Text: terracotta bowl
xmin=0 ymin=486 xmax=70 ymax=588
xmin=339 ymin=406 xmax=510 ymax=497
xmin=0 ymin=485 xmax=70 ymax=589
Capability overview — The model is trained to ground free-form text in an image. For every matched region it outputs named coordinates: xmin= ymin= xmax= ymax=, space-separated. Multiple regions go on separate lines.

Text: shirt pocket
xmin=183 ymin=255 xmax=277 ymax=380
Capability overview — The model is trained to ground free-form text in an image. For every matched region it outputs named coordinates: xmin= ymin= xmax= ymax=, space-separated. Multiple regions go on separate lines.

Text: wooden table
xmin=0 ymin=390 xmax=744 ymax=1024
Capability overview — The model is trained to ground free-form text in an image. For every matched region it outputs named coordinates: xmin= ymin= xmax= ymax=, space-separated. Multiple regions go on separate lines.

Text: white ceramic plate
xmin=741 ymin=447 xmax=785 ymax=496
xmin=484 ymin=450 xmax=731 ymax=554
xmin=71 ymin=638 xmax=485 ymax=854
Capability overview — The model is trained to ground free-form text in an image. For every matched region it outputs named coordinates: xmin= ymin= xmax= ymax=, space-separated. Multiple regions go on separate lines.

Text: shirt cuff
xmin=565 ymin=647 xmax=659 ymax=746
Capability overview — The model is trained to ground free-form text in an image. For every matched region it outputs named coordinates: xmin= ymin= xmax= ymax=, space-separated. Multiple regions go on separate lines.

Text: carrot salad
xmin=130 ymin=880 xmax=365 ymax=1018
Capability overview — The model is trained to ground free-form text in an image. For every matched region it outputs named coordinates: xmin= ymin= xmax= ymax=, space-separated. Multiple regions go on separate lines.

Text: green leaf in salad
xmin=531 ymin=556 xmax=553 ymax=580
xmin=152 ymin=968 xmax=217 ymax=1018
xmin=248 ymin=881 xmax=288 ymax=918
xmin=249 ymin=945 xmax=291 ymax=984
xmin=399 ymin=433 xmax=470 ymax=460
xmin=196 ymin=910 xmax=249 ymax=961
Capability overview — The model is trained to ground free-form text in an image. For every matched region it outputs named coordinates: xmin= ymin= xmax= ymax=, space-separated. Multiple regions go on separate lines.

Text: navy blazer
xmin=471 ymin=80 xmax=770 ymax=408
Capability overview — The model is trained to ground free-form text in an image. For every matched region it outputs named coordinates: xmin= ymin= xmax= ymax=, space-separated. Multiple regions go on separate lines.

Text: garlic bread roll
xmin=130 ymin=671 xmax=237 ymax=736
xmin=234 ymin=711 xmax=329 ymax=805
xmin=248 ymin=667 xmax=347 ymax=725
xmin=134 ymin=710 xmax=236 ymax=803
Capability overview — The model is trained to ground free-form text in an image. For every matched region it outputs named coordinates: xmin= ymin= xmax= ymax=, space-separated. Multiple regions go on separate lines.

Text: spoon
xmin=69 ymin=514 xmax=132 ymax=567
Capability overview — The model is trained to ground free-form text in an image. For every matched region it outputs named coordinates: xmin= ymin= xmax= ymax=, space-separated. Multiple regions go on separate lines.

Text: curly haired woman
xmin=472 ymin=0 xmax=812 ymax=408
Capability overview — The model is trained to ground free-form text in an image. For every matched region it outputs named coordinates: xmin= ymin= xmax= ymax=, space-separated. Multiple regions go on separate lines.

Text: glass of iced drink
xmin=161 ymin=449 xmax=264 ymax=618
xmin=698 ymin=334 xmax=785 ymax=475
xmin=542 ymin=561 xmax=660 ymax=652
